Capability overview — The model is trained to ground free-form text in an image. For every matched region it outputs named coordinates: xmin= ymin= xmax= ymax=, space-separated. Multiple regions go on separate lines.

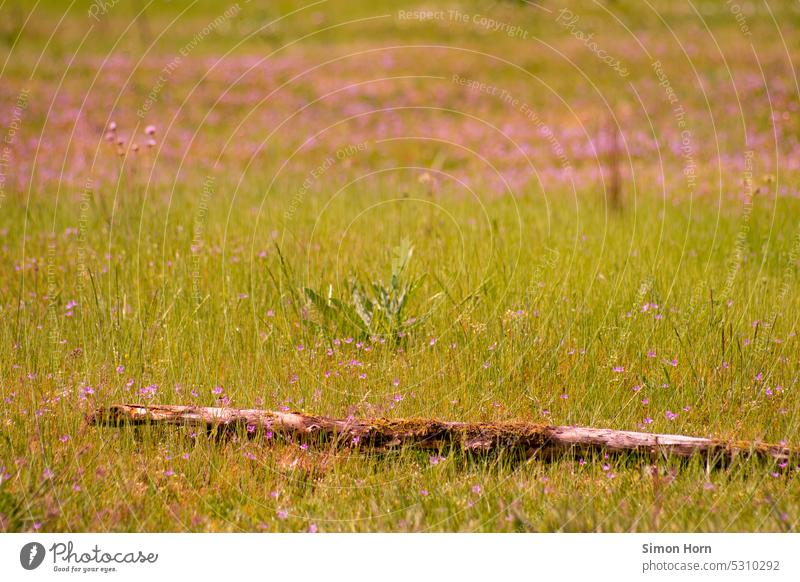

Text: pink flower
xmin=471 ymin=484 xmax=482 ymax=494
xmin=139 ymin=384 xmax=158 ymax=397
xmin=665 ymin=410 xmax=678 ymax=421
xmin=144 ymin=125 xmax=156 ymax=135
xmin=277 ymin=509 xmax=288 ymax=519
xmin=612 ymin=366 xmax=625 ymax=373
xmin=43 ymin=468 xmax=54 ymax=480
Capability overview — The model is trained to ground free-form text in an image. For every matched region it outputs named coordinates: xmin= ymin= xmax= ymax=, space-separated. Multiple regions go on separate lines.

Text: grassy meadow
xmin=1 ymin=0 xmax=800 ymax=531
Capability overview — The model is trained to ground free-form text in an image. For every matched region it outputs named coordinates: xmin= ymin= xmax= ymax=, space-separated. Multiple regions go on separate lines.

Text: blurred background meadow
xmin=1 ymin=0 xmax=800 ymax=531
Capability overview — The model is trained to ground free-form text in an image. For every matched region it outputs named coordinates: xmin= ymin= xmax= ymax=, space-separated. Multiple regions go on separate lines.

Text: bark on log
xmin=87 ymin=404 xmax=794 ymax=461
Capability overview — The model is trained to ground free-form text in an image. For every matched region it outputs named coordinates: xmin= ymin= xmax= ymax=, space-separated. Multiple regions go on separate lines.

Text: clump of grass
xmin=304 ymin=238 xmax=431 ymax=343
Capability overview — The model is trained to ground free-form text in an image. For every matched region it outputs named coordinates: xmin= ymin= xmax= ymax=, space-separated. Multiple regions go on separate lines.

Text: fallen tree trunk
xmin=88 ymin=404 xmax=794 ymax=461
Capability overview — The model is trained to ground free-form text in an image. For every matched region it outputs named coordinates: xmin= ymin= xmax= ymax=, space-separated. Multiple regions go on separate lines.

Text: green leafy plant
xmin=304 ymin=238 xmax=431 ymax=343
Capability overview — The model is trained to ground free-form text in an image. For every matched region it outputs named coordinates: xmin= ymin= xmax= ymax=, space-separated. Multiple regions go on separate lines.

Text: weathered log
xmin=87 ymin=404 xmax=794 ymax=461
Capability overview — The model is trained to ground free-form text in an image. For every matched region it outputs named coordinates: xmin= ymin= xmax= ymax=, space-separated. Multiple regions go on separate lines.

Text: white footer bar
xmin=1 ymin=533 xmax=797 ymax=581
